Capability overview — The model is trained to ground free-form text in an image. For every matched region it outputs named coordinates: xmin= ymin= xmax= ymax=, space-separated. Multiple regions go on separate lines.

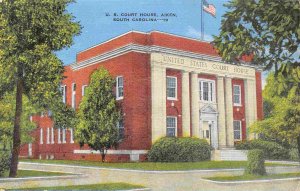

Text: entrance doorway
xmin=200 ymin=105 xmax=218 ymax=149
xmin=202 ymin=121 xmax=212 ymax=145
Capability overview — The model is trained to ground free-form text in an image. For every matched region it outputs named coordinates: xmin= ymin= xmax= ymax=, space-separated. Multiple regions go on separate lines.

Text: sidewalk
xmin=0 ymin=162 xmax=299 ymax=191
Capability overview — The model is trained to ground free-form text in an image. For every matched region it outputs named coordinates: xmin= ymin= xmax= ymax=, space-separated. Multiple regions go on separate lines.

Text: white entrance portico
xmin=200 ymin=105 xmax=218 ymax=149
xmin=150 ymin=52 xmax=258 ymax=149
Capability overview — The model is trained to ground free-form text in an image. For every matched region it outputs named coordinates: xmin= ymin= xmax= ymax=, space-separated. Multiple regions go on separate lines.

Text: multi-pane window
xmin=199 ymin=80 xmax=215 ymax=102
xmin=40 ymin=128 xmax=43 ymax=144
xmin=61 ymin=85 xmax=66 ymax=103
xmin=57 ymin=128 xmax=61 ymax=144
xmin=70 ymin=128 xmax=74 ymax=143
xmin=51 ymin=128 xmax=54 ymax=144
xmin=233 ymin=85 xmax=241 ymax=106
xmin=233 ymin=120 xmax=242 ymax=140
xmin=72 ymin=83 xmax=76 ymax=109
xmin=82 ymin=85 xmax=88 ymax=96
xmin=62 ymin=128 xmax=66 ymax=143
xmin=116 ymin=76 xmax=124 ymax=99
xmin=166 ymin=77 xmax=177 ymax=100
xmin=166 ymin=116 xmax=177 ymax=137
xmin=117 ymin=119 xmax=125 ymax=139
xmin=46 ymin=128 xmax=50 ymax=144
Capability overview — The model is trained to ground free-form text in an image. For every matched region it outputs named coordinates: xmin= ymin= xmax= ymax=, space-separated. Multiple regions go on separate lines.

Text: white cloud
xmin=186 ymin=26 xmax=214 ymax=42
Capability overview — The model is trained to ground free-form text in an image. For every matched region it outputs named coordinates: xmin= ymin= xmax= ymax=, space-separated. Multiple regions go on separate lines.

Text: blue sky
xmin=56 ymin=0 xmax=229 ymax=65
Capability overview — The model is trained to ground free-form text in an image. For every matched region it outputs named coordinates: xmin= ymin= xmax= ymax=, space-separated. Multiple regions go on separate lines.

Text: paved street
xmin=0 ymin=162 xmax=300 ymax=191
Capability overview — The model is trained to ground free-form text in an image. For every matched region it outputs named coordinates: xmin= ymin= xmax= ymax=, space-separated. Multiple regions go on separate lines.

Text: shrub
xmin=245 ymin=149 xmax=266 ymax=175
xmin=235 ymin=139 xmax=289 ymax=160
xmin=289 ymin=148 xmax=299 ymax=161
xmin=147 ymin=137 xmax=211 ymax=162
xmin=0 ymin=152 xmax=10 ymax=177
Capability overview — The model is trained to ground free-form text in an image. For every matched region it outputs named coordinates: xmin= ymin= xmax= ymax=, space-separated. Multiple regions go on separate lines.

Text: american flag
xmin=203 ymin=0 xmax=216 ymax=17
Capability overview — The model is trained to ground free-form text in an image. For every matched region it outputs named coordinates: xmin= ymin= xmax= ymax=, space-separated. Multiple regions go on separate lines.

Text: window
xmin=40 ymin=128 xmax=43 ymax=144
xmin=62 ymin=128 xmax=66 ymax=143
xmin=233 ymin=120 xmax=242 ymax=140
xmin=70 ymin=128 xmax=74 ymax=143
xmin=166 ymin=76 xmax=177 ymax=100
xmin=117 ymin=119 xmax=125 ymax=139
xmin=72 ymin=83 xmax=76 ymax=109
xmin=57 ymin=128 xmax=61 ymax=144
xmin=166 ymin=116 xmax=177 ymax=137
xmin=199 ymin=80 xmax=215 ymax=102
xmin=51 ymin=128 xmax=54 ymax=144
xmin=61 ymin=85 xmax=66 ymax=103
xmin=82 ymin=85 xmax=88 ymax=96
xmin=233 ymin=85 xmax=241 ymax=106
xmin=46 ymin=128 xmax=50 ymax=144
xmin=116 ymin=76 xmax=124 ymax=99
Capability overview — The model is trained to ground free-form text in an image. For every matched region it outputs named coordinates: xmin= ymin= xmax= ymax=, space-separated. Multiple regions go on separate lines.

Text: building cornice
xmin=70 ymin=44 xmax=263 ymax=71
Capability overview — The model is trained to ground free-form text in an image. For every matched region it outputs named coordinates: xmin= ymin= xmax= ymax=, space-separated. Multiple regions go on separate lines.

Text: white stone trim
xmin=181 ymin=71 xmax=191 ymax=136
xmin=191 ymin=72 xmax=200 ymax=138
xmin=73 ymin=149 xmax=148 ymax=155
xmin=70 ymin=44 xmax=262 ymax=71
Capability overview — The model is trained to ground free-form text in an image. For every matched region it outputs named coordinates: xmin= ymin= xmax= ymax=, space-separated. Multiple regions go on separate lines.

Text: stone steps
xmin=212 ymin=149 xmax=248 ymax=161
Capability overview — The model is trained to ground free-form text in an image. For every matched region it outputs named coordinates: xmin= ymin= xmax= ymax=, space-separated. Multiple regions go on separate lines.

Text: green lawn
xmin=0 ymin=170 xmax=68 ymax=178
xmin=17 ymin=170 xmax=68 ymax=177
xmin=8 ymin=183 xmax=144 ymax=191
xmin=207 ymin=172 xmax=300 ymax=181
xmin=20 ymin=159 xmax=292 ymax=171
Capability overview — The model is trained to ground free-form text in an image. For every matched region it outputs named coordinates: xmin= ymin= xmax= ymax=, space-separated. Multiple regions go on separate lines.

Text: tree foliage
xmin=75 ymin=67 xmax=122 ymax=162
xmin=0 ymin=92 xmax=36 ymax=150
xmin=0 ymin=0 xmax=80 ymax=177
xmin=251 ymin=73 xmax=300 ymax=148
xmin=214 ymin=0 xmax=300 ymax=84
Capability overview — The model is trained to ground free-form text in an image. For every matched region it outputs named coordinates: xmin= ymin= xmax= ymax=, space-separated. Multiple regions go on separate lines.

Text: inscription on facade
xmin=159 ymin=54 xmax=253 ymax=77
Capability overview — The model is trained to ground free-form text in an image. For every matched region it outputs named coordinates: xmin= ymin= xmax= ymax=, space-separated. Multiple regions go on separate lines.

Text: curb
xmin=20 ymin=162 xmax=246 ymax=174
xmin=200 ymin=176 xmax=300 ymax=184
xmin=0 ymin=173 xmax=87 ymax=183
xmin=19 ymin=162 xmax=299 ymax=174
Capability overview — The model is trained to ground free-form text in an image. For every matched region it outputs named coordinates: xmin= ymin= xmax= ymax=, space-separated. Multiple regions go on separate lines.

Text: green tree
xmin=0 ymin=92 xmax=36 ymax=151
xmin=75 ymin=67 xmax=122 ymax=162
xmin=251 ymin=73 xmax=300 ymax=155
xmin=0 ymin=0 xmax=80 ymax=177
xmin=214 ymin=0 xmax=300 ymax=158
xmin=213 ymin=0 xmax=300 ymax=84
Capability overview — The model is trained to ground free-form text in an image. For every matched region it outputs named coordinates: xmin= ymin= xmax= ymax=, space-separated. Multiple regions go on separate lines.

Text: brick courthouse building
xmin=20 ymin=31 xmax=263 ymax=162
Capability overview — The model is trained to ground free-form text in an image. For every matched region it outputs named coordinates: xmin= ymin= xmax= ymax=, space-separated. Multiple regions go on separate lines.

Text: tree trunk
xmin=9 ymin=74 xmax=23 ymax=177
xmin=297 ymin=135 xmax=300 ymax=162
xmin=101 ymin=152 xmax=106 ymax=163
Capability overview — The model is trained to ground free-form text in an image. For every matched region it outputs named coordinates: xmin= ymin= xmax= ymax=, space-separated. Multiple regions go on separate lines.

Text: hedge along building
xmin=20 ymin=31 xmax=263 ymax=162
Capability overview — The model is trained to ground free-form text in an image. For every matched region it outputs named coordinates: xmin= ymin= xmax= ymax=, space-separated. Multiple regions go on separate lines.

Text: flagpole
xmin=200 ymin=0 xmax=204 ymax=40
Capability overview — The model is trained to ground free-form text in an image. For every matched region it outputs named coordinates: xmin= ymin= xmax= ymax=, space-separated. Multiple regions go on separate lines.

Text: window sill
xmin=167 ymin=97 xmax=177 ymax=101
xmin=233 ymin=104 xmax=242 ymax=107
xmin=116 ymin=97 xmax=124 ymax=101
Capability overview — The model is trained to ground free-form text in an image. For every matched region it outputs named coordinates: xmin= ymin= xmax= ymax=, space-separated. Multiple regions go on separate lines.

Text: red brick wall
xmin=150 ymin=32 xmax=219 ymax=57
xmin=77 ymin=32 xmax=149 ymax=62
xmin=256 ymin=71 xmax=263 ymax=120
xmin=232 ymin=78 xmax=246 ymax=140
xmin=166 ymin=69 xmax=182 ymax=137
xmin=25 ymin=52 xmax=151 ymax=162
